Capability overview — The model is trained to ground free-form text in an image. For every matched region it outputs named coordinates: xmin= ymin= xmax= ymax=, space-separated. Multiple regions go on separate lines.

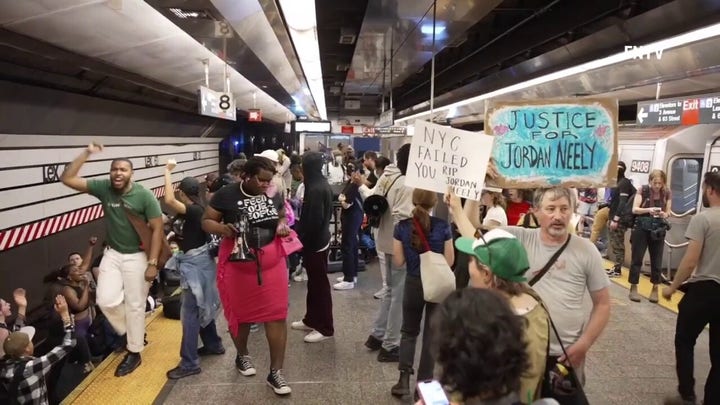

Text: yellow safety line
xmin=61 ymin=309 xmax=181 ymax=405
xmin=603 ymin=259 xmax=683 ymax=313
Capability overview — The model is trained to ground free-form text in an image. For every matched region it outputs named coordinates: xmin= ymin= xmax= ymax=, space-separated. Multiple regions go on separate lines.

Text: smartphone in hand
xmin=417 ymin=380 xmax=449 ymax=405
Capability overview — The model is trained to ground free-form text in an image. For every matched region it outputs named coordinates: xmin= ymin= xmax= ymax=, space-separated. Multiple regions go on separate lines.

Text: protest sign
xmin=406 ymin=120 xmax=494 ymax=200
xmin=485 ymin=99 xmax=618 ymax=188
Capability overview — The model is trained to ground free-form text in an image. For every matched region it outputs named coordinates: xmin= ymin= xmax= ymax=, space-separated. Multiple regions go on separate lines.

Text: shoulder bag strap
xmin=122 ymin=206 xmax=152 ymax=249
xmin=528 ymin=235 xmax=571 ymax=287
xmin=383 ymin=174 xmax=402 ymax=198
xmin=412 ymin=217 xmax=431 ymax=252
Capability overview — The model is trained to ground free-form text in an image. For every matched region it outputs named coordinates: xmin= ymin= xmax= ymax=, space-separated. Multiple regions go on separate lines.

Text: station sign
xmin=362 ymin=127 xmax=407 ymax=136
xmin=198 ymin=85 xmax=236 ymax=121
xmin=636 ymin=92 xmax=720 ymax=126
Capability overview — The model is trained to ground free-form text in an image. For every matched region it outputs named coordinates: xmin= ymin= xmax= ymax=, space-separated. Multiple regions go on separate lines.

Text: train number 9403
xmin=630 ymin=160 xmax=651 ymax=173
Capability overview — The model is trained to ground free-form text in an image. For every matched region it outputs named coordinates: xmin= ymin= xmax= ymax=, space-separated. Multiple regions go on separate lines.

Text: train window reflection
xmin=670 ymin=158 xmax=703 ymax=214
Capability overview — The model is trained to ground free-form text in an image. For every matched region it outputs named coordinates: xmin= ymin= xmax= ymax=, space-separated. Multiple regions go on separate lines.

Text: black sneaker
xmin=364 ymin=335 xmax=382 ymax=351
xmin=166 ymin=366 xmax=201 ymax=379
xmin=235 ymin=355 xmax=256 ymax=376
xmin=267 ymin=369 xmax=292 ymax=395
xmin=197 ymin=346 xmax=226 ymax=356
xmin=605 ymin=265 xmax=621 ymax=278
xmin=377 ymin=347 xmax=399 ymax=362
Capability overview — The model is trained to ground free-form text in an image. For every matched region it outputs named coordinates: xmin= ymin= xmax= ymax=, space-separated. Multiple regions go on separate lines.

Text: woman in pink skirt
xmin=202 ymin=156 xmax=292 ymax=395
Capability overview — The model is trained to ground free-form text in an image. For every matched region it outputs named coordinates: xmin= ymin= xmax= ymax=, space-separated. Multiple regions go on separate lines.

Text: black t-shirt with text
xmin=173 ymin=203 xmax=207 ymax=252
xmin=209 ymin=183 xmax=284 ymax=230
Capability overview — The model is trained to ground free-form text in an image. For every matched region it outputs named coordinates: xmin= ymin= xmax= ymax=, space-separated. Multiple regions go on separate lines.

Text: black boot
xmin=391 ymin=369 xmax=412 ymax=397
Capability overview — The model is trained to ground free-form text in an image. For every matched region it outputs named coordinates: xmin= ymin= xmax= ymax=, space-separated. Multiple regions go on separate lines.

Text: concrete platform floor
xmin=158 ymin=259 xmax=711 ymax=405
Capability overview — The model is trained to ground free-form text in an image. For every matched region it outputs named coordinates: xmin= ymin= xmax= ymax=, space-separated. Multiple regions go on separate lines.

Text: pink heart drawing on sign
xmin=493 ymin=124 xmax=509 ymax=136
xmin=594 ymin=125 xmax=608 ymax=137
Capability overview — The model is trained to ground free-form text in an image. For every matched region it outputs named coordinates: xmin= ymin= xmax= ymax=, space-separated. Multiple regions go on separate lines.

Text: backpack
xmin=363 ymin=175 xmax=402 ymax=228
xmin=0 ymin=359 xmax=28 ymax=405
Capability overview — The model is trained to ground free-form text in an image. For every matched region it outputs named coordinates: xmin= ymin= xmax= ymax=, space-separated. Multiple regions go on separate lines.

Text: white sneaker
xmin=304 ymin=330 xmax=332 ymax=343
xmin=373 ymin=287 xmax=388 ymax=299
xmin=333 ymin=281 xmax=355 ymax=290
xmin=335 ymin=276 xmax=357 ymax=283
xmin=290 ymin=320 xmax=314 ymax=331
xmin=293 ymin=269 xmax=308 ymax=282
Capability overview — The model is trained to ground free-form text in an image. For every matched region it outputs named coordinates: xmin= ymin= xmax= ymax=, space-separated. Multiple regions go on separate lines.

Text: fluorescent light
xmin=169 ymin=8 xmax=202 ymax=19
xmin=278 ymin=0 xmax=327 ymax=120
xmin=397 ymin=21 xmax=720 ymax=124
xmin=421 ymin=24 xmax=446 ymax=35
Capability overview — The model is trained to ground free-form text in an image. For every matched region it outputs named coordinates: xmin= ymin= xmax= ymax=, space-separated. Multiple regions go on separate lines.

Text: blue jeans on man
xmin=179 ymin=289 xmax=224 ymax=371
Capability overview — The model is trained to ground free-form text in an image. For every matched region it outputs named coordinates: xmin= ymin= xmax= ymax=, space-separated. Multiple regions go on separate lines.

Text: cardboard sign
xmin=485 ymin=99 xmax=618 ymax=188
xmin=406 ymin=120 xmax=494 ymax=200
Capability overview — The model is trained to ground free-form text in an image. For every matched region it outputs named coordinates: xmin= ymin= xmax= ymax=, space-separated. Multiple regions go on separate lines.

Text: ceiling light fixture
xmin=278 ymin=0 xmax=327 ymax=120
xmin=168 ymin=8 xmax=207 ymax=19
xmin=396 ymin=21 xmax=720 ymax=125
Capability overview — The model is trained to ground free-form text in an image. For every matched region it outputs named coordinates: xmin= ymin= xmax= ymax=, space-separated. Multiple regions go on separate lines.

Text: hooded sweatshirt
xmin=360 ymin=164 xmax=414 ymax=254
xmin=297 ymin=152 xmax=333 ymax=251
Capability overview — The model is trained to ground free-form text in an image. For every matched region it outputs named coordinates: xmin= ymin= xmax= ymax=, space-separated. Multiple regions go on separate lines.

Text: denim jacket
xmin=165 ymin=244 xmax=221 ymax=327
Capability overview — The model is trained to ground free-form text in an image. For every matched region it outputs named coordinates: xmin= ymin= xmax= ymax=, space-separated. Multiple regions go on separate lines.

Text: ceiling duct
xmin=344 ymin=99 xmax=361 ymax=109
xmin=339 ymin=28 xmax=357 ymax=45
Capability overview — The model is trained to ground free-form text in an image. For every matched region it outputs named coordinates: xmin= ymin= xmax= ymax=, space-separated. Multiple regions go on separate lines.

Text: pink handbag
xmin=280 ymin=229 xmax=303 ymax=256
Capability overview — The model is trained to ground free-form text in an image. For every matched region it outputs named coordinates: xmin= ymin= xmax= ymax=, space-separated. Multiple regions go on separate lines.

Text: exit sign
xmin=248 ymin=109 xmax=262 ymax=122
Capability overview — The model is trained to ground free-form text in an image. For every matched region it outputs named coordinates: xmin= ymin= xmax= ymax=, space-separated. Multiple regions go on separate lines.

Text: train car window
xmin=670 ymin=158 xmax=703 ymax=214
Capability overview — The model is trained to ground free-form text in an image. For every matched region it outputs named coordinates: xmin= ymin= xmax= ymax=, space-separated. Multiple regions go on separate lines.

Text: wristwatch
xmin=147 ymin=259 xmax=158 ymax=266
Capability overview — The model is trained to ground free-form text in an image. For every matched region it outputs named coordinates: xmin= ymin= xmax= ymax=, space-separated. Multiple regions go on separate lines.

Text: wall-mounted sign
xmin=485 ymin=98 xmax=619 ymax=188
xmin=362 ymin=127 xmax=407 ymax=136
xmin=636 ymin=92 xmax=720 ymax=126
xmin=294 ymin=120 xmax=332 ymax=133
xmin=630 ymin=160 xmax=651 ymax=173
xmin=198 ymin=85 xmax=236 ymax=121
xmin=248 ymin=109 xmax=262 ymax=122
xmin=341 ymin=125 xmax=354 ymax=134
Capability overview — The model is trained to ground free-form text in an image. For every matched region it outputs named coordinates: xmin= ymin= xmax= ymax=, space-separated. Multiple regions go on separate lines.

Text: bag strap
xmin=528 ymin=235 xmax=571 ymax=286
xmin=383 ymin=175 xmax=402 ymax=198
xmin=411 ymin=217 xmax=431 ymax=252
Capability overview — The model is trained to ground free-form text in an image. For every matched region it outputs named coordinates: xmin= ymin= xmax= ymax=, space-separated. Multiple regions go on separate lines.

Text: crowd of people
xmin=1 ymin=140 xmax=718 ymax=405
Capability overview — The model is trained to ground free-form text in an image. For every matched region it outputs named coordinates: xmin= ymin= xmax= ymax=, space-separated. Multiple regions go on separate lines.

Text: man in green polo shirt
xmin=61 ymin=142 xmax=164 ymax=377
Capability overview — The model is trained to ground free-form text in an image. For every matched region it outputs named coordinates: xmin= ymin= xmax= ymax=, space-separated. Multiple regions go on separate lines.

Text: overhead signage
xmin=294 ymin=120 xmax=332 ymax=133
xmin=406 ymin=120 xmax=494 ymax=200
xmin=485 ymin=98 xmax=618 ymax=188
xmin=341 ymin=125 xmax=354 ymax=134
xmin=362 ymin=127 xmax=407 ymax=136
xmin=198 ymin=85 xmax=236 ymax=121
xmin=378 ymin=108 xmax=395 ymax=127
xmin=248 ymin=109 xmax=262 ymax=122
xmin=636 ymin=92 xmax=720 ymax=126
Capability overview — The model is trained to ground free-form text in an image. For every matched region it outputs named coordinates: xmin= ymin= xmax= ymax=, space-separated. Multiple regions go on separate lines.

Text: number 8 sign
xmin=630 ymin=160 xmax=651 ymax=174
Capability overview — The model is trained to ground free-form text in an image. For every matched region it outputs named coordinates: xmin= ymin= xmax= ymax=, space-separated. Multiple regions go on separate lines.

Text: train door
xmin=700 ymin=136 xmax=720 ymax=212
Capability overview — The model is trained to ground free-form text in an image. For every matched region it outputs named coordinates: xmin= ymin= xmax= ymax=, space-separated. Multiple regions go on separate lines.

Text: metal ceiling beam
xmin=394 ymin=0 xmax=624 ymax=109
xmin=0 ymin=28 xmax=196 ymax=104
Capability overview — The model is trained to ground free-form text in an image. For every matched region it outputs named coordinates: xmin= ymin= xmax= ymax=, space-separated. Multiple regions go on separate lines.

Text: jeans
xmin=179 ymin=289 xmax=224 ymax=371
xmin=399 ymin=275 xmax=435 ymax=381
xmin=96 ymin=248 xmax=149 ymax=353
xmin=341 ymin=208 xmax=363 ymax=282
xmin=302 ymin=248 xmax=334 ymax=336
xmin=629 ymin=228 xmax=664 ymax=284
xmin=371 ymin=253 xmax=406 ymax=350
xmin=674 ymin=280 xmax=720 ymax=402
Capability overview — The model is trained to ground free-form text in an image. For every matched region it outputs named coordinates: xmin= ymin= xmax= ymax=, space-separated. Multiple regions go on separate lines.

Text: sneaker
xmin=293 ymin=268 xmax=308 ymax=282
xmin=197 ymin=346 xmax=225 ymax=356
xmin=250 ymin=323 xmax=260 ymax=333
xmin=267 ymin=369 xmax=292 ymax=395
xmin=377 ymin=347 xmax=399 ymax=362
xmin=373 ymin=287 xmax=388 ymax=299
xmin=333 ymin=281 xmax=355 ymax=290
xmin=304 ymin=330 xmax=332 ymax=343
xmin=335 ymin=276 xmax=357 ymax=283
xmin=166 ymin=366 xmax=201 ymax=379
xmin=364 ymin=335 xmax=382 ymax=351
xmin=291 ymin=320 xmax=314 ymax=331
xmin=235 ymin=355 xmax=256 ymax=376
xmin=605 ymin=265 xmax=621 ymax=278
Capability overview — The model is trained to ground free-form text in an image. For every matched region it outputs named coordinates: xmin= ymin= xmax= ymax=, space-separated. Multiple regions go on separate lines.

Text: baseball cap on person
xmin=178 ymin=177 xmax=200 ymax=196
xmin=3 ymin=326 xmax=36 ymax=358
xmin=255 ymin=150 xmax=279 ymax=163
xmin=454 ymin=229 xmax=530 ymax=282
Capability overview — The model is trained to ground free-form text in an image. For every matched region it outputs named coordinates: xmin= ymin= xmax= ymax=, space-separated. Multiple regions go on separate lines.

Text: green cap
xmin=454 ymin=229 xmax=530 ymax=282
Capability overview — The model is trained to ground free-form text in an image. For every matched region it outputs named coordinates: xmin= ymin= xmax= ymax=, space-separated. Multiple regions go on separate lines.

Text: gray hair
xmin=227 ymin=159 xmax=247 ymax=174
xmin=532 ymin=188 xmax=576 ymax=210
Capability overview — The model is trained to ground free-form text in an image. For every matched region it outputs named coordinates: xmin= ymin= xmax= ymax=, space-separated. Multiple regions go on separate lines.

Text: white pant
xmin=96 ymin=248 xmax=149 ymax=353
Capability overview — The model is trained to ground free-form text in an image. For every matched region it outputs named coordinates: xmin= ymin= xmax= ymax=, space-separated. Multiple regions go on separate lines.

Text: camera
xmin=649 ymin=219 xmax=671 ymax=241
